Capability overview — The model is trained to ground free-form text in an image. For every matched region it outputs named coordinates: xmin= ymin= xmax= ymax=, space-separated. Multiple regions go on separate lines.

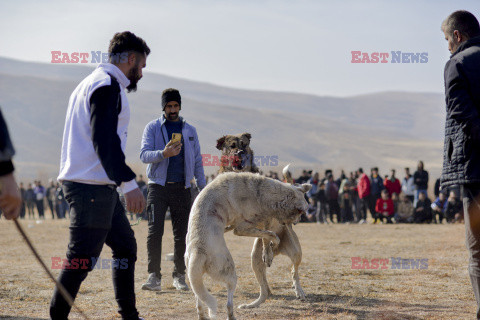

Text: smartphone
xmin=171 ymin=133 xmax=182 ymax=143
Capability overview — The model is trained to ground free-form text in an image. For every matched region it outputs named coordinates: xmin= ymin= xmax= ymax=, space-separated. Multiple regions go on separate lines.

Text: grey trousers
xmin=462 ymin=184 xmax=480 ymax=319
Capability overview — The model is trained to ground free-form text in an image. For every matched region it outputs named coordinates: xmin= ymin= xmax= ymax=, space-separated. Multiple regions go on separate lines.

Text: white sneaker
xmin=142 ymin=273 xmax=161 ymax=291
xmin=173 ymin=274 xmax=189 ymax=291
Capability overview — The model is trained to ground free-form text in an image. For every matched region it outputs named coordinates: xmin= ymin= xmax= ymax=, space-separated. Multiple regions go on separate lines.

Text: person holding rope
xmin=50 ymin=32 xmax=149 ymax=320
xmin=0 ymin=108 xmax=22 ymax=220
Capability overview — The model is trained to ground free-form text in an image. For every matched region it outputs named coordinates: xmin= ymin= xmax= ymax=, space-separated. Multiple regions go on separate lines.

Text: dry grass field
xmin=0 ymin=218 xmax=475 ymax=319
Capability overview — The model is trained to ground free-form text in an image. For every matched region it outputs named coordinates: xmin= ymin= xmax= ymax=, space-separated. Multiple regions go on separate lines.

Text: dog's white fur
xmin=185 ymin=172 xmax=311 ymax=320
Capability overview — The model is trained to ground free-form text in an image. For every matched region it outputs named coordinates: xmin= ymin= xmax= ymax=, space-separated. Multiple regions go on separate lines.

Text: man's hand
xmin=124 ymin=187 xmax=146 ymax=214
xmin=0 ymin=173 xmax=22 ymax=220
xmin=163 ymin=140 xmax=182 ymax=158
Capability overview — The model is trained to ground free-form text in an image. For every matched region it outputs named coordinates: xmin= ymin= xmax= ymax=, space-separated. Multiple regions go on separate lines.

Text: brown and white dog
xmin=216 ymin=133 xmax=259 ymax=174
xmin=216 ymin=134 xmax=307 ymax=309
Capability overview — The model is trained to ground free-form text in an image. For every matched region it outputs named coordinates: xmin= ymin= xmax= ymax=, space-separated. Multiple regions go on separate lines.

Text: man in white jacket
xmin=50 ymin=32 xmax=148 ymax=320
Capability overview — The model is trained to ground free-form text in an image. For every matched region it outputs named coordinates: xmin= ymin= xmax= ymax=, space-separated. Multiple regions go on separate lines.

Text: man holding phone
xmin=140 ymin=88 xmax=206 ymax=291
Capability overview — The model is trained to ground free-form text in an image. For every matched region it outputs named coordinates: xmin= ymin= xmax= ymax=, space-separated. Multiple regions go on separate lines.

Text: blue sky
xmin=1 ymin=0 xmax=479 ymax=96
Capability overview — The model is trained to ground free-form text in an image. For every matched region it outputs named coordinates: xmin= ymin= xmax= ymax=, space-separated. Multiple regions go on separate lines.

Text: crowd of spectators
xmin=264 ymin=161 xmax=463 ymax=224
xmin=5 ymin=161 xmax=464 ymax=225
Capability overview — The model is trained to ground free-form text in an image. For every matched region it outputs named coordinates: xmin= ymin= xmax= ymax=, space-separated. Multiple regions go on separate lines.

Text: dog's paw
xmin=295 ymin=287 xmax=306 ymax=301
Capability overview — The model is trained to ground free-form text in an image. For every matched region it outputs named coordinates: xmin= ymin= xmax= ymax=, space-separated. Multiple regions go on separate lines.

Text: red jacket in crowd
xmin=357 ymin=173 xmax=371 ymax=199
xmin=384 ymin=178 xmax=401 ymax=195
xmin=375 ymin=198 xmax=394 ymax=217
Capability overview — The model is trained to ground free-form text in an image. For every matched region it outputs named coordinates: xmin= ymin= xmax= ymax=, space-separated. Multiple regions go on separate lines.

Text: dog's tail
xmin=282 ymin=164 xmax=293 ymax=184
xmin=187 ymin=252 xmax=218 ymax=317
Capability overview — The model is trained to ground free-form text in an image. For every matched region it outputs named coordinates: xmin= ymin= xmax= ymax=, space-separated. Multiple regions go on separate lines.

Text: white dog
xmin=185 ymin=172 xmax=311 ymax=320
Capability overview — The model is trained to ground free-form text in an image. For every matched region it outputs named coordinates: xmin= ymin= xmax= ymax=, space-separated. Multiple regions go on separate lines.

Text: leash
xmin=13 ymin=218 xmax=90 ymax=319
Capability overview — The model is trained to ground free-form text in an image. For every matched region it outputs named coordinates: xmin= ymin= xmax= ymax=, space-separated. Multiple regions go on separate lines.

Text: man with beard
xmin=440 ymin=10 xmax=480 ymax=319
xmin=50 ymin=32 xmax=149 ymax=320
xmin=140 ymin=88 xmax=206 ymax=292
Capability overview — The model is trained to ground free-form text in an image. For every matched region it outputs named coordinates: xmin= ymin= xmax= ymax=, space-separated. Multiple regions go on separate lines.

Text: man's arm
xmin=89 ymin=81 xmax=145 ymax=213
xmin=192 ymin=129 xmax=206 ymax=188
xmin=0 ymin=108 xmax=21 ymax=220
xmin=139 ymin=122 xmax=165 ymax=163
xmin=89 ymin=82 xmax=136 ymax=191
xmin=445 ymin=59 xmax=480 ymax=140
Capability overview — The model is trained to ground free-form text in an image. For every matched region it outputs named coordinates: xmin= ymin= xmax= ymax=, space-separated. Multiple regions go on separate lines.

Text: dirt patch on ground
xmin=0 ymin=218 xmax=474 ymax=319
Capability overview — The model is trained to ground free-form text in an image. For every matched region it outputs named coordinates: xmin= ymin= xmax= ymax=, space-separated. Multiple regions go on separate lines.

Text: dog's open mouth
xmin=231 ymin=152 xmax=245 ymax=171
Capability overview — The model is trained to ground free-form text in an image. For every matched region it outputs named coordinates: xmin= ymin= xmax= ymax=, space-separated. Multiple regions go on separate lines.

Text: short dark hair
xmin=442 ymin=10 xmax=480 ymax=39
xmin=108 ymin=31 xmax=150 ymax=63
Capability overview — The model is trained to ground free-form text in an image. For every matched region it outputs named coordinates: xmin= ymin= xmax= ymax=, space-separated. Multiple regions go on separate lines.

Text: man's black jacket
xmin=441 ymin=35 xmax=480 ymax=187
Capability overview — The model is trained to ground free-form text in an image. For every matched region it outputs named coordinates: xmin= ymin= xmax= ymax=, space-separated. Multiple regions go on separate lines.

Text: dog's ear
xmin=216 ymin=136 xmax=226 ymax=150
xmin=242 ymin=132 xmax=252 ymax=141
xmin=296 ymin=183 xmax=312 ymax=193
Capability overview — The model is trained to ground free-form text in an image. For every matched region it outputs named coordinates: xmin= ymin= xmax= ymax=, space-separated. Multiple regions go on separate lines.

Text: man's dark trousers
xmin=49 ymin=181 xmax=139 ymax=320
xmin=146 ymin=182 xmax=191 ymax=279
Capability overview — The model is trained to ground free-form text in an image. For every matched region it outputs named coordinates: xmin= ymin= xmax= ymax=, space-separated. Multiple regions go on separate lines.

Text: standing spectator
xmin=50 ymin=31 xmax=148 ymax=320
xmin=315 ymin=180 xmax=328 ymax=224
xmin=339 ymin=178 xmax=354 ymax=223
xmin=325 ymin=174 xmax=340 ymax=223
xmin=445 ymin=191 xmax=463 ymax=223
xmin=370 ymin=167 xmax=384 ymax=222
xmin=431 ymin=192 xmax=448 ymax=224
xmin=33 ymin=180 xmax=45 ymax=219
xmin=46 ymin=179 xmax=57 ymax=219
xmin=375 ymin=189 xmax=394 ymax=224
xmin=413 ymin=161 xmax=429 ymax=206
xmin=137 ymin=174 xmax=148 ymax=219
xmin=384 ymin=169 xmax=401 ymax=196
xmin=55 ymin=183 xmax=68 ymax=219
xmin=307 ymin=172 xmax=319 ymax=203
xmin=395 ymin=193 xmax=414 ymax=223
xmin=413 ymin=191 xmax=432 ymax=223
xmin=356 ymin=168 xmax=371 ymax=224
xmin=350 ymin=171 xmax=361 ymax=222
xmin=25 ymin=183 xmax=35 ymax=219
xmin=440 ymin=12 xmax=480 ymax=315
xmin=402 ymin=167 xmax=415 ymax=203
xmin=19 ymin=182 xmax=26 ymax=219
xmin=0 ymin=107 xmax=22 ymax=221
xmin=140 ymin=88 xmax=206 ymax=292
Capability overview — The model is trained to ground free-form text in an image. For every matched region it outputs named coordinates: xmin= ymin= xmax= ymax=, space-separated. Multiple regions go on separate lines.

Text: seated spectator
xmin=414 ymin=191 xmax=432 ymax=223
xmin=375 ymin=189 xmax=394 ymax=224
xmin=303 ymin=198 xmax=317 ymax=222
xmin=431 ymin=192 xmax=448 ymax=224
xmin=445 ymin=191 xmax=462 ymax=223
xmin=395 ymin=193 xmax=414 ymax=223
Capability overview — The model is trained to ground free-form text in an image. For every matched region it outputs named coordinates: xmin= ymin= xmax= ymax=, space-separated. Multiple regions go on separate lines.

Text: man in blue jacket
xmin=140 ymin=88 xmax=206 ymax=292
xmin=440 ymin=10 xmax=480 ymax=318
